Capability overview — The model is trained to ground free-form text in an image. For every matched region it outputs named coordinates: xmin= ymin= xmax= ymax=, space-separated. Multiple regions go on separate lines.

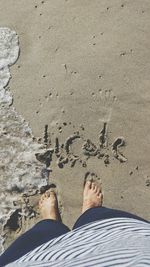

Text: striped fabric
xmin=7 ymin=218 xmax=150 ymax=267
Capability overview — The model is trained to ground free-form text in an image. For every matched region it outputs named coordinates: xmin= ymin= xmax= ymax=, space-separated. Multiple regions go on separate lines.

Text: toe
xmin=39 ymin=199 xmax=43 ymax=207
xmin=50 ymin=190 xmax=56 ymax=197
xmin=98 ymin=192 xmax=103 ymax=202
xmin=97 ymin=191 xmax=101 ymax=197
xmin=50 ymin=191 xmax=57 ymax=202
xmin=41 ymin=195 xmax=46 ymax=201
xmin=45 ymin=191 xmax=50 ymax=198
xmin=50 ymin=190 xmax=56 ymax=195
xmin=96 ymin=187 xmax=101 ymax=194
xmin=91 ymin=182 xmax=96 ymax=191
xmin=85 ymin=180 xmax=91 ymax=190
xmin=94 ymin=184 xmax=99 ymax=193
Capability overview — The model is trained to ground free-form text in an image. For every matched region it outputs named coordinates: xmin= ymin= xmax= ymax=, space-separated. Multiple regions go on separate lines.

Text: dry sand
xmin=0 ymin=0 xmax=150 ymax=248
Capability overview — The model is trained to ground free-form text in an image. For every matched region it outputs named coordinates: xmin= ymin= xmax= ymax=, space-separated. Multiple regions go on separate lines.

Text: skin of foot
xmin=39 ymin=190 xmax=60 ymax=221
xmin=82 ymin=181 xmax=103 ymax=213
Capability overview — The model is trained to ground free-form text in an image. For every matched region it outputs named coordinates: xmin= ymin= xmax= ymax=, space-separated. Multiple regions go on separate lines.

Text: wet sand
xmin=0 ymin=0 xmax=150 ymax=249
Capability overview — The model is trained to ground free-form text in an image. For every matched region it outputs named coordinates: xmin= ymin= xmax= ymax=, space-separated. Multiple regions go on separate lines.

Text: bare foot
xmin=39 ymin=190 xmax=60 ymax=221
xmin=82 ymin=181 xmax=103 ymax=213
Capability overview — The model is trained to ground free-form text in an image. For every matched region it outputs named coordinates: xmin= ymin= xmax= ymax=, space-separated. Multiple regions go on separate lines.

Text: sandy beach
xmin=0 ymin=0 xmax=150 ymax=250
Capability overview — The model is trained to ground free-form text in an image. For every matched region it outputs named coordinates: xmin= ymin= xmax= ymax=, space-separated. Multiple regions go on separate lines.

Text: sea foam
xmin=0 ymin=28 xmax=47 ymax=251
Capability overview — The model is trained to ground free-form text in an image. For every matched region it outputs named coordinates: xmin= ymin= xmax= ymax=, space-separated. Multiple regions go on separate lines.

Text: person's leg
xmin=0 ymin=191 xmax=70 ymax=266
xmin=73 ymin=206 xmax=149 ymax=229
xmin=73 ymin=181 xmax=149 ymax=229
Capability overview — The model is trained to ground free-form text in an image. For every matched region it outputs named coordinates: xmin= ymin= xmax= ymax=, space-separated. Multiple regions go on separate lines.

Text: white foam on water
xmin=0 ymin=28 xmax=47 ymax=251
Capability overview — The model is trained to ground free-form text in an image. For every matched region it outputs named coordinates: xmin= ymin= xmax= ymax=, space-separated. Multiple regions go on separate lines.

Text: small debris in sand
xmin=80 ymin=124 xmax=85 ymax=131
xmin=145 ymin=179 xmax=150 ymax=187
xmin=104 ymin=155 xmax=110 ymax=165
xmin=82 ymin=161 xmax=87 ymax=168
xmin=58 ymin=126 xmax=62 ymax=133
xmin=120 ymin=51 xmax=126 ymax=56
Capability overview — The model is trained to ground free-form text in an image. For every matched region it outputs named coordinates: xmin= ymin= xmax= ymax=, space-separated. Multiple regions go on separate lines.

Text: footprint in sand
xmin=3 ymin=208 xmax=22 ymax=244
xmin=98 ymin=89 xmax=117 ymax=123
xmin=65 ymin=89 xmax=117 ymax=128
